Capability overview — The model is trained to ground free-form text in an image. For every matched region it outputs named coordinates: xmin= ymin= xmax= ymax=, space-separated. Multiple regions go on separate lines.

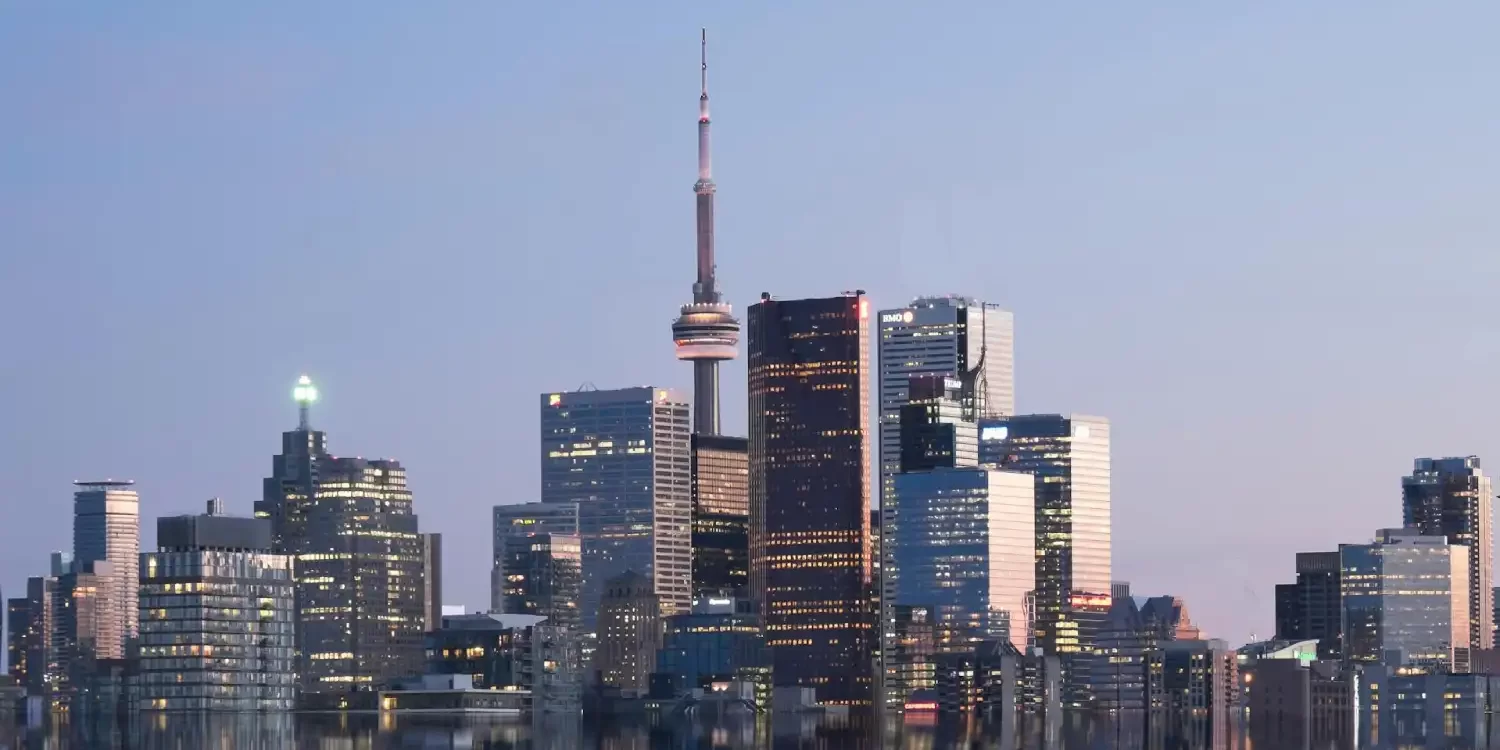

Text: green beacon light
xmin=294 ymin=375 xmax=318 ymax=429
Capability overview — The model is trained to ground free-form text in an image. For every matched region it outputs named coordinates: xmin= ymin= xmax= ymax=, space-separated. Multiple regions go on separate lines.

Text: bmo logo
xmin=881 ymin=310 xmax=915 ymax=324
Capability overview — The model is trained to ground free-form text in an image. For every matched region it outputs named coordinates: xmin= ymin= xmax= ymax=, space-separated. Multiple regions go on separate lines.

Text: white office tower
xmin=72 ymin=480 xmax=141 ymax=650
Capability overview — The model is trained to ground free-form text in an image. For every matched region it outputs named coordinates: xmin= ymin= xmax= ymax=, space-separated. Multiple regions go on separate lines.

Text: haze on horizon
xmin=4 ymin=2 xmax=1500 ymax=646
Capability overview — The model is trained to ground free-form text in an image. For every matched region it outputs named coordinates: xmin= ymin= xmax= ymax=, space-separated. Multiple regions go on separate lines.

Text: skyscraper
xmin=257 ymin=375 xmax=326 ymax=552
xmin=978 ymin=414 xmax=1111 ymax=657
xmin=502 ymin=532 xmax=582 ymax=631
xmin=1402 ymin=456 xmax=1494 ymax=650
xmin=422 ymin=532 xmax=443 ymax=633
xmin=670 ymin=30 xmax=740 ymax=436
xmin=71 ymin=480 xmax=139 ymax=651
xmin=1342 ymin=528 xmax=1469 ymax=670
xmin=748 ymin=292 xmax=873 ymax=706
xmin=691 ymin=434 xmax=748 ymax=599
xmin=138 ymin=500 xmax=295 ymax=710
xmin=594 ymin=570 xmax=663 ymax=695
xmin=1273 ymin=551 xmax=1343 ymax=660
xmin=540 ymin=387 xmax=692 ymax=626
xmin=7 ymin=577 xmax=51 ymax=697
xmin=298 ymin=456 xmax=427 ymax=692
xmin=492 ymin=501 xmax=579 ymax=612
xmin=48 ymin=560 xmax=118 ymax=707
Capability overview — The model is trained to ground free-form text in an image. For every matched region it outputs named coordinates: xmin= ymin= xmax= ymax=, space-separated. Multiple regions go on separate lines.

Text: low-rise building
xmin=423 ymin=613 xmax=580 ymax=715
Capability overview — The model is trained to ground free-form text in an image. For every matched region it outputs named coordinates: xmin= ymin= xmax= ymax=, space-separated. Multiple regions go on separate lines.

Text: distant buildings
xmin=690 ymin=434 xmax=749 ymax=600
xmin=71 ymin=480 xmax=139 ymax=653
xmin=1342 ymin=528 xmax=1469 ymax=670
xmin=1402 ymin=457 xmax=1494 ymax=651
xmin=48 ymin=560 xmax=118 ymax=708
xmin=748 ymin=292 xmax=874 ymax=706
xmin=501 ymin=532 xmax=582 ymax=630
xmin=422 ymin=533 xmax=443 ymax=634
xmin=424 ymin=613 xmax=581 ymax=714
xmin=1088 ymin=584 xmax=1202 ymax=711
xmin=593 ymin=571 xmax=663 ymax=696
xmin=7 ymin=577 xmax=49 ymax=697
xmin=491 ymin=501 xmax=579 ymax=612
xmin=540 ymin=387 xmax=693 ymax=625
xmin=138 ymin=500 xmax=294 ymax=710
xmin=1146 ymin=639 xmax=1237 ymax=747
xmin=1274 ymin=551 xmax=1344 ymax=660
xmin=652 ymin=596 xmax=766 ymax=699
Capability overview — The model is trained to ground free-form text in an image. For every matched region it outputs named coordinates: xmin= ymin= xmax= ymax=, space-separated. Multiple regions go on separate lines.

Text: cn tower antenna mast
xmin=672 ymin=29 xmax=740 ymax=435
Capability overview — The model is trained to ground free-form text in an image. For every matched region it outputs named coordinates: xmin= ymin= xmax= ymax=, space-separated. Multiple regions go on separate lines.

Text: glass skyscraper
xmin=501 ymin=532 xmax=582 ymax=631
xmin=691 ymin=434 xmax=749 ymax=599
xmin=138 ymin=501 xmax=295 ymax=710
xmin=748 ymin=292 xmax=873 ymax=706
xmin=540 ymin=387 xmax=692 ymax=626
xmin=1342 ymin=528 xmax=1469 ymax=669
xmin=491 ymin=501 xmax=578 ymax=612
xmin=72 ymin=480 xmax=139 ymax=651
xmin=1402 ymin=456 xmax=1493 ymax=651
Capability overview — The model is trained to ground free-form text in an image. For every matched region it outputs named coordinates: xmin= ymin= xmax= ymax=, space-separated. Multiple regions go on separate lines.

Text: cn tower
xmin=671 ymin=29 xmax=740 ymax=435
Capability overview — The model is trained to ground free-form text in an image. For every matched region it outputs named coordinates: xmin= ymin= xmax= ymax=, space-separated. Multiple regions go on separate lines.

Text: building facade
xmin=1273 ymin=550 xmax=1344 ymax=660
xmin=492 ymin=501 xmax=579 ymax=612
xmin=72 ymin=480 xmax=139 ymax=652
xmin=1342 ymin=528 xmax=1469 ymax=669
xmin=424 ymin=613 xmax=581 ymax=714
xmin=1146 ymin=639 xmax=1237 ymax=748
xmin=691 ymin=434 xmax=749 ymax=599
xmin=540 ymin=387 xmax=692 ymax=625
xmin=138 ymin=502 xmax=295 ymax=710
xmin=593 ymin=571 xmax=662 ymax=696
xmin=1402 ymin=457 xmax=1493 ymax=651
xmin=7 ymin=577 xmax=51 ymax=696
xmin=501 ymin=532 xmax=582 ymax=631
xmin=977 ymin=414 xmax=1110 ymax=660
xmin=297 ymin=456 xmax=427 ymax=692
xmin=748 ymin=292 xmax=873 ymax=706
xmin=653 ymin=597 xmax=766 ymax=697
xmin=422 ymin=532 xmax=443 ymax=633
xmin=48 ymin=560 xmax=117 ymax=708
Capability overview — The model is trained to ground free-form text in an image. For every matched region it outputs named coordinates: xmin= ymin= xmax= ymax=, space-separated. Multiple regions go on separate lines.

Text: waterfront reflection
xmin=3 ymin=712 xmax=1500 ymax=749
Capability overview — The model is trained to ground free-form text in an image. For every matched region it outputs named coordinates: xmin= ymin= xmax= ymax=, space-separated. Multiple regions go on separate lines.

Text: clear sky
xmin=4 ymin=2 xmax=1500 ymax=646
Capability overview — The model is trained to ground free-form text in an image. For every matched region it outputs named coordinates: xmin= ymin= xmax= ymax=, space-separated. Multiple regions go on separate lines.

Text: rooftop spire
xmin=293 ymin=374 xmax=318 ymax=430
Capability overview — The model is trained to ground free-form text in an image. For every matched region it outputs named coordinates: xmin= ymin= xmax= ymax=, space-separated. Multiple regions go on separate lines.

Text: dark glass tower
xmin=502 ymin=532 xmax=582 ymax=631
xmin=1272 ymin=551 xmax=1343 ymax=660
xmin=691 ymin=434 xmax=749 ymax=599
xmin=747 ymin=292 xmax=873 ymax=706
xmin=1402 ymin=456 xmax=1493 ymax=650
xmin=257 ymin=375 xmax=327 ymax=553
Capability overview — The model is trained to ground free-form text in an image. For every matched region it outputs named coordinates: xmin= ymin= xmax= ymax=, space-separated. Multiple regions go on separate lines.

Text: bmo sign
xmin=881 ymin=310 xmax=915 ymax=324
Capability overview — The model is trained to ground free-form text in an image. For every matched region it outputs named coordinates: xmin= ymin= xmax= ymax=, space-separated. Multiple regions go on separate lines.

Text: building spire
xmin=293 ymin=375 xmax=318 ymax=430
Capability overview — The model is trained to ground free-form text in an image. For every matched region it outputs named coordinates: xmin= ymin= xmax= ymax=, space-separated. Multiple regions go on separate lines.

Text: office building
xmin=1244 ymin=659 xmax=1353 ymax=750
xmin=1145 ymin=639 xmax=1237 ymax=747
xmin=48 ymin=560 xmax=117 ymax=708
xmin=424 ymin=613 xmax=582 ymax=714
xmin=593 ymin=571 xmax=662 ymax=696
xmin=257 ymin=374 xmax=327 ymax=553
xmin=492 ymin=501 xmax=579 ymax=612
xmin=422 ymin=532 xmax=443 ymax=633
xmin=297 ymin=455 xmax=427 ymax=692
xmin=501 ymin=532 xmax=582 ymax=631
xmin=1088 ymin=584 xmax=1203 ymax=710
xmin=72 ymin=480 xmax=139 ymax=650
xmin=1273 ymin=551 xmax=1344 ymax=660
xmin=138 ymin=500 xmax=295 ymax=711
xmin=691 ymin=434 xmax=749 ymax=599
xmin=670 ymin=31 xmax=741 ymax=437
xmin=977 ymin=414 xmax=1110 ymax=659
xmin=1342 ymin=528 xmax=1469 ymax=669
xmin=1402 ymin=457 xmax=1494 ymax=650
xmin=8 ymin=577 xmax=51 ymax=696
xmin=540 ymin=387 xmax=692 ymax=625
xmin=653 ymin=596 xmax=766 ymax=698
xmin=748 ymin=292 xmax=873 ymax=706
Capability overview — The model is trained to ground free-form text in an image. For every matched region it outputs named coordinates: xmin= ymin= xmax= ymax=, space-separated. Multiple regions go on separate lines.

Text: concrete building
xmin=690 ymin=434 xmax=749 ymax=600
xmin=593 ymin=571 xmax=663 ymax=696
xmin=1342 ymin=528 xmax=1469 ymax=670
xmin=540 ymin=387 xmax=692 ymax=624
xmin=491 ymin=501 xmax=579 ymax=612
xmin=423 ymin=613 xmax=581 ymax=715
xmin=1274 ymin=551 xmax=1344 ymax=660
xmin=748 ymin=292 xmax=874 ymax=706
xmin=138 ymin=500 xmax=295 ymax=710
xmin=501 ymin=532 xmax=582 ymax=631
xmin=72 ymin=480 xmax=139 ymax=652
xmin=1403 ymin=457 xmax=1494 ymax=651
xmin=422 ymin=533 xmax=443 ymax=634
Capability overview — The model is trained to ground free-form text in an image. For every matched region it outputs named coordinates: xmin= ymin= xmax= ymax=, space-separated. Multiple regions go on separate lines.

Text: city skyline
xmin=9 ymin=4 xmax=1500 ymax=649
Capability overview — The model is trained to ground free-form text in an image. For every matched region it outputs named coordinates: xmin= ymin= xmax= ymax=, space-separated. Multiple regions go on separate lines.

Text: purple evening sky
xmin=4 ymin=2 xmax=1500 ymax=646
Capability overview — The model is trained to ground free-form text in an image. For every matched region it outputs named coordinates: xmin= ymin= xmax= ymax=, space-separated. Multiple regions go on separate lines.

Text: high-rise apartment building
xmin=48 ymin=560 xmax=118 ymax=708
xmin=138 ymin=500 xmax=295 ymax=710
xmin=422 ymin=532 xmax=443 ymax=633
xmin=502 ymin=532 xmax=582 ymax=631
xmin=492 ymin=501 xmax=579 ymax=613
xmin=594 ymin=570 xmax=663 ymax=695
xmin=298 ymin=456 xmax=426 ymax=691
xmin=1402 ymin=457 xmax=1493 ymax=650
xmin=540 ymin=387 xmax=692 ymax=625
xmin=978 ymin=414 xmax=1110 ymax=657
xmin=748 ymin=292 xmax=873 ymax=706
xmin=691 ymin=434 xmax=749 ymax=599
xmin=1273 ymin=551 xmax=1343 ymax=660
xmin=71 ymin=480 xmax=139 ymax=650
xmin=1342 ymin=528 xmax=1469 ymax=670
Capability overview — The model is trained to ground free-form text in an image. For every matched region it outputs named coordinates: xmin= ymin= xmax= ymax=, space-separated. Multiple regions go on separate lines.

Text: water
xmin=0 ymin=713 xmax=1493 ymax=749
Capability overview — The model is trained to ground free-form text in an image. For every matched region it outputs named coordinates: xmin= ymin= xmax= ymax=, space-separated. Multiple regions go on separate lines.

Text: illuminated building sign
xmin=980 ymin=425 xmax=1008 ymax=442
xmin=881 ymin=310 xmax=916 ymax=324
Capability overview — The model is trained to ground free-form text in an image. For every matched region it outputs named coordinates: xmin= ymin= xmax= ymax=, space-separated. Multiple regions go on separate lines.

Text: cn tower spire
xmin=672 ymin=29 xmax=739 ymax=435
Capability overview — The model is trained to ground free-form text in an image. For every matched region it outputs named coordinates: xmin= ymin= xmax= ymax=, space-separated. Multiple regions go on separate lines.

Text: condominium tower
xmin=72 ymin=479 xmax=140 ymax=650
xmin=1402 ymin=456 xmax=1493 ymax=650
